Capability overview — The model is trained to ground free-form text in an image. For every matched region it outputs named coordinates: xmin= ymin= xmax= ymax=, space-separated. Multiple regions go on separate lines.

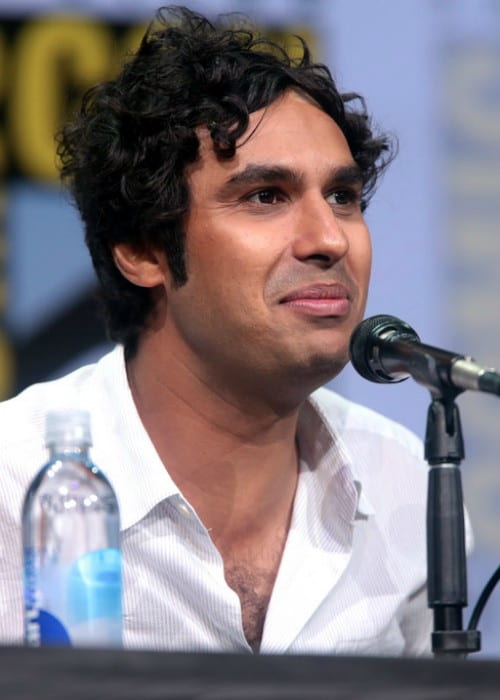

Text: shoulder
xmin=0 ymin=351 xmax=124 ymax=646
xmin=0 ymin=346 xmax=123 ymax=491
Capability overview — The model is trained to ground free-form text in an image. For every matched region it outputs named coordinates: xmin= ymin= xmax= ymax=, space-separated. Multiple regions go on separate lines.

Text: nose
xmin=292 ymin=193 xmax=349 ymax=268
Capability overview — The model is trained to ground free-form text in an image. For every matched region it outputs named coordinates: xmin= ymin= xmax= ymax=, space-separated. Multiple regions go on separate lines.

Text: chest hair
xmin=225 ymin=562 xmax=277 ymax=652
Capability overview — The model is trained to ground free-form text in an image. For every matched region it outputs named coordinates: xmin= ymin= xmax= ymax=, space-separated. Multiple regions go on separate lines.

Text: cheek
xmin=350 ymin=228 xmax=372 ymax=285
xmin=184 ymin=238 xmax=270 ymax=322
xmin=363 ymin=241 xmax=372 ymax=286
xmin=192 ymin=223 xmax=275 ymax=288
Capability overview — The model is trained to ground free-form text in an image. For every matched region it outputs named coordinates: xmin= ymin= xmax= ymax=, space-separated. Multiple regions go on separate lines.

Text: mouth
xmin=279 ymin=283 xmax=352 ymax=318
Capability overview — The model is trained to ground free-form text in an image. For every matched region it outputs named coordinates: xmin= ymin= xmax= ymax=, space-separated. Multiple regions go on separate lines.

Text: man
xmin=0 ymin=6 xmax=434 ymax=654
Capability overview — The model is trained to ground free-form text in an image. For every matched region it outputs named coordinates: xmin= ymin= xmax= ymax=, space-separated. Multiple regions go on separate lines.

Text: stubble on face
xmin=160 ymin=91 xmax=371 ymax=406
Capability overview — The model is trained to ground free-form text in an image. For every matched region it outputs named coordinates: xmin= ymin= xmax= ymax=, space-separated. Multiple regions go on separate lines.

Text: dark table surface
xmin=1 ymin=646 xmax=500 ymax=700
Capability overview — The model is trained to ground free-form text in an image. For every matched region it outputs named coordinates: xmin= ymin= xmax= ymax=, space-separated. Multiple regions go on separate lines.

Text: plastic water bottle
xmin=22 ymin=409 xmax=122 ymax=647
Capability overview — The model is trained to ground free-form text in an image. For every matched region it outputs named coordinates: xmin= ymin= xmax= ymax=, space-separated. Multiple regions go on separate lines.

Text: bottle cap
xmin=45 ymin=409 xmax=92 ymax=447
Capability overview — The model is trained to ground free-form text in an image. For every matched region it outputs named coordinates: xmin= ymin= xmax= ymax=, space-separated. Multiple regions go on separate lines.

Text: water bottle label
xmin=24 ymin=547 xmax=122 ymax=647
xmin=36 ymin=610 xmax=72 ymax=646
xmin=68 ymin=548 xmax=122 ymax=625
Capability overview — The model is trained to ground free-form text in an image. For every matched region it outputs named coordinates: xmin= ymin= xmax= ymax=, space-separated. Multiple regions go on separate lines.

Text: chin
xmin=291 ymin=352 xmax=348 ymax=392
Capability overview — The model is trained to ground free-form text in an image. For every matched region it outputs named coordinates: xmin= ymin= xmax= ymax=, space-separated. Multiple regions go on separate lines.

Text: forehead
xmin=190 ymin=90 xmax=355 ymax=187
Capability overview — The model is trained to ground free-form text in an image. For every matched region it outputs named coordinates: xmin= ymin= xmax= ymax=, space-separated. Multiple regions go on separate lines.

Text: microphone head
xmin=349 ymin=314 xmax=420 ymax=383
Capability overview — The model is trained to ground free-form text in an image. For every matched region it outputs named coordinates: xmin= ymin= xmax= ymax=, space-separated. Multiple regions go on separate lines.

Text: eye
xmin=327 ymin=188 xmax=360 ymax=206
xmin=247 ymin=188 xmax=283 ymax=205
xmin=327 ymin=187 xmax=361 ymax=211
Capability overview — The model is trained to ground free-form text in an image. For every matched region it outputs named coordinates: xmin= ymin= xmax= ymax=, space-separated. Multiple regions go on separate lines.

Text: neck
xmin=126 ymin=335 xmax=303 ymax=546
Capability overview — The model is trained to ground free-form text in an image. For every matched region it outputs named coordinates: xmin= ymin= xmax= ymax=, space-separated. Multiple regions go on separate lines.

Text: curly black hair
xmin=57 ymin=5 xmax=394 ymax=355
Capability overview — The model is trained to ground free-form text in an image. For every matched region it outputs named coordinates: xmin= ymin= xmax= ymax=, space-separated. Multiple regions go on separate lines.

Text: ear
xmin=112 ymin=243 xmax=166 ymax=288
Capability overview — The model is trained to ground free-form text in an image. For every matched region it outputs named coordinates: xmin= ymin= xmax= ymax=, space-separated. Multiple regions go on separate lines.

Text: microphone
xmin=349 ymin=314 xmax=500 ymax=396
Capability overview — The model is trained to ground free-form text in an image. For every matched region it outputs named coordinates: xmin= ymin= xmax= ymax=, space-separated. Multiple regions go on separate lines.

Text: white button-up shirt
xmin=0 ymin=346 xmax=442 ymax=655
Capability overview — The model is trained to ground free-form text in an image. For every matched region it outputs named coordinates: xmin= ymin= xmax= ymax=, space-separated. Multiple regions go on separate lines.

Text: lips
xmin=279 ymin=284 xmax=351 ymax=317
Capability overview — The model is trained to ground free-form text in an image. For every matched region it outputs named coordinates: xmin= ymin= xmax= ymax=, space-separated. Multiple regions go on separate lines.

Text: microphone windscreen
xmin=349 ymin=314 xmax=420 ymax=383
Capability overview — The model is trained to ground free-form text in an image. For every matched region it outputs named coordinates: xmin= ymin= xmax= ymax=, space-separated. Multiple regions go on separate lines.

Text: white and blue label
xmin=24 ymin=547 xmax=122 ymax=647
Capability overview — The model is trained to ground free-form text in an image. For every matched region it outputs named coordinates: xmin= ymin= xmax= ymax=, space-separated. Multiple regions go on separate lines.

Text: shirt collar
xmin=87 ymin=345 xmax=181 ymax=531
xmin=299 ymin=392 xmax=375 ymax=521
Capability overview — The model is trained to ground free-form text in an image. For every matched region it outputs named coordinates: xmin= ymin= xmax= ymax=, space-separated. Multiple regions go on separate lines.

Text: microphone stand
xmin=424 ymin=388 xmax=481 ymax=657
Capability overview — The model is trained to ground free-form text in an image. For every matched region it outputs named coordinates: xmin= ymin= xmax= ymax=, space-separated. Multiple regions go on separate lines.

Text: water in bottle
xmin=22 ymin=409 xmax=122 ymax=647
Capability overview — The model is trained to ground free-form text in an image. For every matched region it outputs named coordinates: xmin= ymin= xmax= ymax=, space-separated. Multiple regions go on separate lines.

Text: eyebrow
xmin=215 ymin=163 xmax=363 ymax=200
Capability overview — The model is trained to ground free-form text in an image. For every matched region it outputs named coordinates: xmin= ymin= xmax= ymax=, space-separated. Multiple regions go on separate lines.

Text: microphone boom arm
xmin=349 ymin=313 xmax=500 ymax=397
xmin=371 ymin=333 xmax=465 ymax=395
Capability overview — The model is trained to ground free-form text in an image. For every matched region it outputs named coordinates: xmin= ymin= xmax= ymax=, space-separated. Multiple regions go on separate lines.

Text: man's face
xmin=160 ymin=90 xmax=372 ymax=402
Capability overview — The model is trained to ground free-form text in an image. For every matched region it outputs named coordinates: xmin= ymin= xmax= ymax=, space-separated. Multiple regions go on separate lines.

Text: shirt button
xmin=177 ymin=501 xmax=192 ymax=518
